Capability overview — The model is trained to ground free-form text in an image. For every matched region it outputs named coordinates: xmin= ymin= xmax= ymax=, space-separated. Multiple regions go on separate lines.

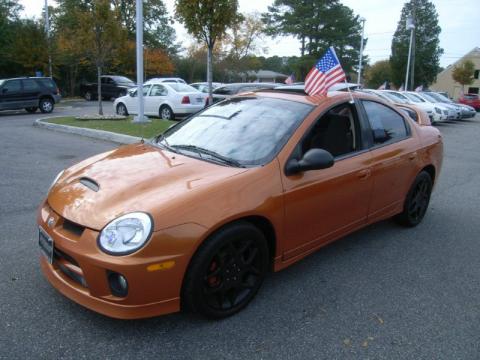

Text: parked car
xmin=395 ymin=91 xmax=446 ymax=123
xmin=358 ymin=90 xmax=432 ymax=126
xmin=0 ymin=77 xmax=61 ymax=113
xmin=409 ymin=92 xmax=458 ymax=120
xmin=190 ymin=82 xmax=223 ymax=93
xmin=38 ymin=89 xmax=443 ymax=319
xmin=210 ymin=82 xmax=278 ymax=104
xmin=457 ymin=93 xmax=480 ymax=111
xmin=424 ymin=91 xmax=476 ymax=119
xmin=113 ymin=80 xmax=207 ymax=119
xmin=149 ymin=77 xmax=187 ymax=84
xmin=80 ymin=75 xmax=136 ymax=101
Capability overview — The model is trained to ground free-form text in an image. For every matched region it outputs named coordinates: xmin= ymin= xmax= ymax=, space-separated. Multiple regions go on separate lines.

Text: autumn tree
xmin=0 ymin=0 xmax=23 ymax=76
xmin=390 ymin=0 xmax=443 ymax=88
xmin=451 ymin=60 xmax=475 ymax=93
xmin=175 ymin=0 xmax=239 ymax=103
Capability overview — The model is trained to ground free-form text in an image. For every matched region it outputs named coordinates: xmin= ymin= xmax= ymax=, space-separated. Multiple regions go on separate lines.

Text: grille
xmin=54 ymin=248 xmax=87 ymax=288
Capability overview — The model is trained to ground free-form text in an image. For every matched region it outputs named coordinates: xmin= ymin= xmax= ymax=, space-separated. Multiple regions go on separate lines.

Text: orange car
xmin=37 ymin=90 xmax=443 ymax=319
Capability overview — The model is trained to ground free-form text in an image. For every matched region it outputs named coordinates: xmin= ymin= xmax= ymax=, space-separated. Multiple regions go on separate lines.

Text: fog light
xmin=107 ymin=271 xmax=128 ymax=297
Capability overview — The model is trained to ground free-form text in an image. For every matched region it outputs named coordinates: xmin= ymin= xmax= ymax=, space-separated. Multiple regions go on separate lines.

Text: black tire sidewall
xmin=397 ymin=171 xmax=433 ymax=227
xmin=117 ymin=103 xmax=128 ymax=116
xmin=182 ymin=221 xmax=269 ymax=319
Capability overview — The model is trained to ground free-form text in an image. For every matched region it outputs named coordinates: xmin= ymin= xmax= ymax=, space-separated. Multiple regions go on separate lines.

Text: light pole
xmin=44 ymin=0 xmax=52 ymax=77
xmin=357 ymin=17 xmax=366 ymax=85
xmin=405 ymin=14 xmax=415 ymax=91
xmin=133 ymin=0 xmax=149 ymax=123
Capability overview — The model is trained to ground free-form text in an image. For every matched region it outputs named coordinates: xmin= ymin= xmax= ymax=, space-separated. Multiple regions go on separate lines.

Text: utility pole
xmin=44 ymin=0 xmax=52 ymax=77
xmin=357 ymin=17 xmax=366 ymax=85
xmin=133 ymin=0 xmax=149 ymax=123
xmin=410 ymin=4 xmax=416 ymax=90
xmin=404 ymin=14 xmax=415 ymax=91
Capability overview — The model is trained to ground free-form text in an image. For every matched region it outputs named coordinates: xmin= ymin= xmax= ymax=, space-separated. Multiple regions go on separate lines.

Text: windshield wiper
xmin=171 ymin=145 xmax=244 ymax=168
xmin=154 ymin=134 xmax=176 ymax=153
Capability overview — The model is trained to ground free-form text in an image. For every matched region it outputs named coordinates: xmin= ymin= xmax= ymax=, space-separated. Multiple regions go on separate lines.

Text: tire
xmin=39 ymin=98 xmax=54 ymax=113
xmin=25 ymin=107 xmax=38 ymax=113
xmin=84 ymin=91 xmax=93 ymax=101
xmin=182 ymin=221 xmax=269 ymax=319
xmin=116 ymin=103 xmax=128 ymax=116
xmin=159 ymin=105 xmax=174 ymax=120
xmin=395 ymin=171 xmax=433 ymax=227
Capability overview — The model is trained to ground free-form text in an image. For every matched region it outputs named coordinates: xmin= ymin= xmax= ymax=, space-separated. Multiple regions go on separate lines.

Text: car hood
xmin=47 ymin=143 xmax=248 ymax=231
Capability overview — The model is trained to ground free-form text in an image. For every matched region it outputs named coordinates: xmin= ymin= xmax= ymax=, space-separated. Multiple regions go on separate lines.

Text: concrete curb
xmin=33 ymin=117 xmax=141 ymax=145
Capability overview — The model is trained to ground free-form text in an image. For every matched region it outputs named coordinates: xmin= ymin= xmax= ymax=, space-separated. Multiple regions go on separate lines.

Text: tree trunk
xmin=207 ymin=44 xmax=213 ymax=105
xmin=301 ymin=35 xmax=305 ymax=56
xmin=97 ymin=65 xmax=103 ymax=115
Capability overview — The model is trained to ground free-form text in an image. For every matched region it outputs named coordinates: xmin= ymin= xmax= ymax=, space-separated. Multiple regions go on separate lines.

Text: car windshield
xmin=420 ymin=92 xmax=439 ymax=103
xmin=167 ymin=83 xmax=198 ymax=93
xmin=112 ymin=76 xmax=135 ymax=85
xmin=157 ymin=97 xmax=313 ymax=166
xmin=0 ymin=80 xmax=4 ymax=87
xmin=426 ymin=92 xmax=451 ymax=103
xmin=403 ymin=92 xmax=425 ymax=103
xmin=380 ymin=91 xmax=408 ymax=104
xmin=386 ymin=92 xmax=410 ymax=103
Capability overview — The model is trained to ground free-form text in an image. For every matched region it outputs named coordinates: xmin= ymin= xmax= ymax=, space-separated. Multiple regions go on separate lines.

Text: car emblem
xmin=47 ymin=217 xmax=55 ymax=228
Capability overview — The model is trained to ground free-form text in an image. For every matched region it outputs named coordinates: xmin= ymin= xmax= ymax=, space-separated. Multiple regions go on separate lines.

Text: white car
xmin=398 ymin=91 xmax=447 ymax=123
xmin=113 ymin=81 xmax=207 ymax=120
xmin=149 ymin=77 xmax=186 ymax=84
xmin=412 ymin=92 xmax=458 ymax=121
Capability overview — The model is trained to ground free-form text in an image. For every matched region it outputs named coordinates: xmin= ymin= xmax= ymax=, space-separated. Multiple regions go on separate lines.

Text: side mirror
xmin=129 ymin=91 xmax=134 ymax=97
xmin=285 ymin=148 xmax=334 ymax=176
xmin=372 ymin=128 xmax=390 ymax=143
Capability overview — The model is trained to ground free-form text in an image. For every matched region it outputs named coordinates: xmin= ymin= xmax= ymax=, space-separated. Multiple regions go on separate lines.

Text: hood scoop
xmin=79 ymin=177 xmax=100 ymax=192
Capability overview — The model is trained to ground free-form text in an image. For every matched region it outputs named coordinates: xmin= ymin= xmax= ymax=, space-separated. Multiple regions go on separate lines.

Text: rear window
xmin=23 ymin=79 xmax=40 ymax=91
xmin=37 ymin=78 xmax=57 ymax=91
xmin=168 ymin=83 xmax=198 ymax=92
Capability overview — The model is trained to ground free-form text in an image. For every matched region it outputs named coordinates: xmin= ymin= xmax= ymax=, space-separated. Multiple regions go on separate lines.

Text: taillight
xmin=181 ymin=96 xmax=190 ymax=104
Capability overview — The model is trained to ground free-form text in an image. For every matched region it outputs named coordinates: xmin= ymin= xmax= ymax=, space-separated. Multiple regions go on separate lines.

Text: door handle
xmin=409 ymin=152 xmax=417 ymax=161
xmin=357 ymin=169 xmax=371 ymax=180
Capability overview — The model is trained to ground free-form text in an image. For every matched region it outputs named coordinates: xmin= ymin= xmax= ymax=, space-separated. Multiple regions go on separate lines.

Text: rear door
xmin=21 ymin=79 xmax=42 ymax=107
xmin=145 ymin=84 xmax=168 ymax=115
xmin=0 ymin=79 xmax=23 ymax=110
xmin=359 ymin=100 xmax=420 ymax=222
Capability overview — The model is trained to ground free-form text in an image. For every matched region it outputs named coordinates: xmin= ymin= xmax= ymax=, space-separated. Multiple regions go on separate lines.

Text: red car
xmin=458 ymin=94 xmax=480 ymax=110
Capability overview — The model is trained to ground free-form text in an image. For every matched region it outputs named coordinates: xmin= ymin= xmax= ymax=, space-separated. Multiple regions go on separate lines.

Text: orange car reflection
xmin=37 ymin=90 xmax=443 ymax=319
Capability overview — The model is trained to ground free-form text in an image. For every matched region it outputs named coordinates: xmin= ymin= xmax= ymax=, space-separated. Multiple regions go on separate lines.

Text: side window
xmin=150 ymin=85 xmax=167 ymax=96
xmin=362 ymin=100 xmax=408 ymax=145
xmin=143 ymin=85 xmax=151 ymax=96
xmin=37 ymin=78 xmax=56 ymax=91
xmin=101 ymin=77 xmax=107 ymax=84
xmin=299 ymin=103 xmax=359 ymax=158
xmin=2 ymin=80 xmax=22 ymax=93
xmin=22 ymin=79 xmax=40 ymax=91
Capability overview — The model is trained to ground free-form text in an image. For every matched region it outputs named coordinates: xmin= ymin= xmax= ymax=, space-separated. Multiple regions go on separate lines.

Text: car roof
xmin=0 ymin=77 xmax=53 ymax=81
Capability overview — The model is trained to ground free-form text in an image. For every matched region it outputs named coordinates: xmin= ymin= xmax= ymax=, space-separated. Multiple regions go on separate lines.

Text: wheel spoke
xmin=244 ymin=247 xmax=258 ymax=265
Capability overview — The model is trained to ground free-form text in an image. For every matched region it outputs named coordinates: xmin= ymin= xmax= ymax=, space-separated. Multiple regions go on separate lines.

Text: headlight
xmin=434 ymin=107 xmax=441 ymax=114
xmin=48 ymin=170 xmax=64 ymax=192
xmin=98 ymin=212 xmax=153 ymax=255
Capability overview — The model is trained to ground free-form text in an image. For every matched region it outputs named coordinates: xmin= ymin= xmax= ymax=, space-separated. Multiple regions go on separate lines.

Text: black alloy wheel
xmin=395 ymin=171 xmax=433 ymax=227
xmin=182 ymin=222 xmax=269 ymax=319
xmin=84 ymin=91 xmax=93 ymax=101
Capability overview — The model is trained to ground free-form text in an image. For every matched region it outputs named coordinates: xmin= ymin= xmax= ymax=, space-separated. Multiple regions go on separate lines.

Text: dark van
xmin=0 ymin=77 xmax=61 ymax=113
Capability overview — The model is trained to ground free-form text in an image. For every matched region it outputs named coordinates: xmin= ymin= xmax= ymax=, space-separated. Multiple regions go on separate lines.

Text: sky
xmin=18 ymin=0 xmax=479 ymax=68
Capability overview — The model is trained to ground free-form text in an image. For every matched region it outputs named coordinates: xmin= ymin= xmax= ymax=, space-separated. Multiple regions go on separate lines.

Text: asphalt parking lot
xmin=0 ymin=104 xmax=479 ymax=359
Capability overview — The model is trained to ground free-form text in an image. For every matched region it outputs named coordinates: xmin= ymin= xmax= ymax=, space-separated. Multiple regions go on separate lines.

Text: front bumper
xmin=37 ymin=202 xmax=197 ymax=319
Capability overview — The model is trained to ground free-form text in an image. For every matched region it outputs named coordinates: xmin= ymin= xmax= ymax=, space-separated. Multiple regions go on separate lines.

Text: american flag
xmin=285 ymin=73 xmax=295 ymax=85
xmin=305 ymin=47 xmax=346 ymax=96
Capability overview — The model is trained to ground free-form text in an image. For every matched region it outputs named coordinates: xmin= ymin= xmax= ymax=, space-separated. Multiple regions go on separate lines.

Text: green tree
xmin=77 ymin=0 xmax=125 ymax=114
xmin=364 ymin=60 xmax=392 ymax=89
xmin=390 ymin=0 xmax=443 ymax=89
xmin=451 ymin=60 xmax=475 ymax=93
xmin=175 ymin=0 xmax=239 ymax=103
xmin=0 ymin=0 xmax=23 ymax=76
xmin=262 ymin=0 xmax=366 ymax=74
xmin=112 ymin=0 xmax=177 ymax=53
